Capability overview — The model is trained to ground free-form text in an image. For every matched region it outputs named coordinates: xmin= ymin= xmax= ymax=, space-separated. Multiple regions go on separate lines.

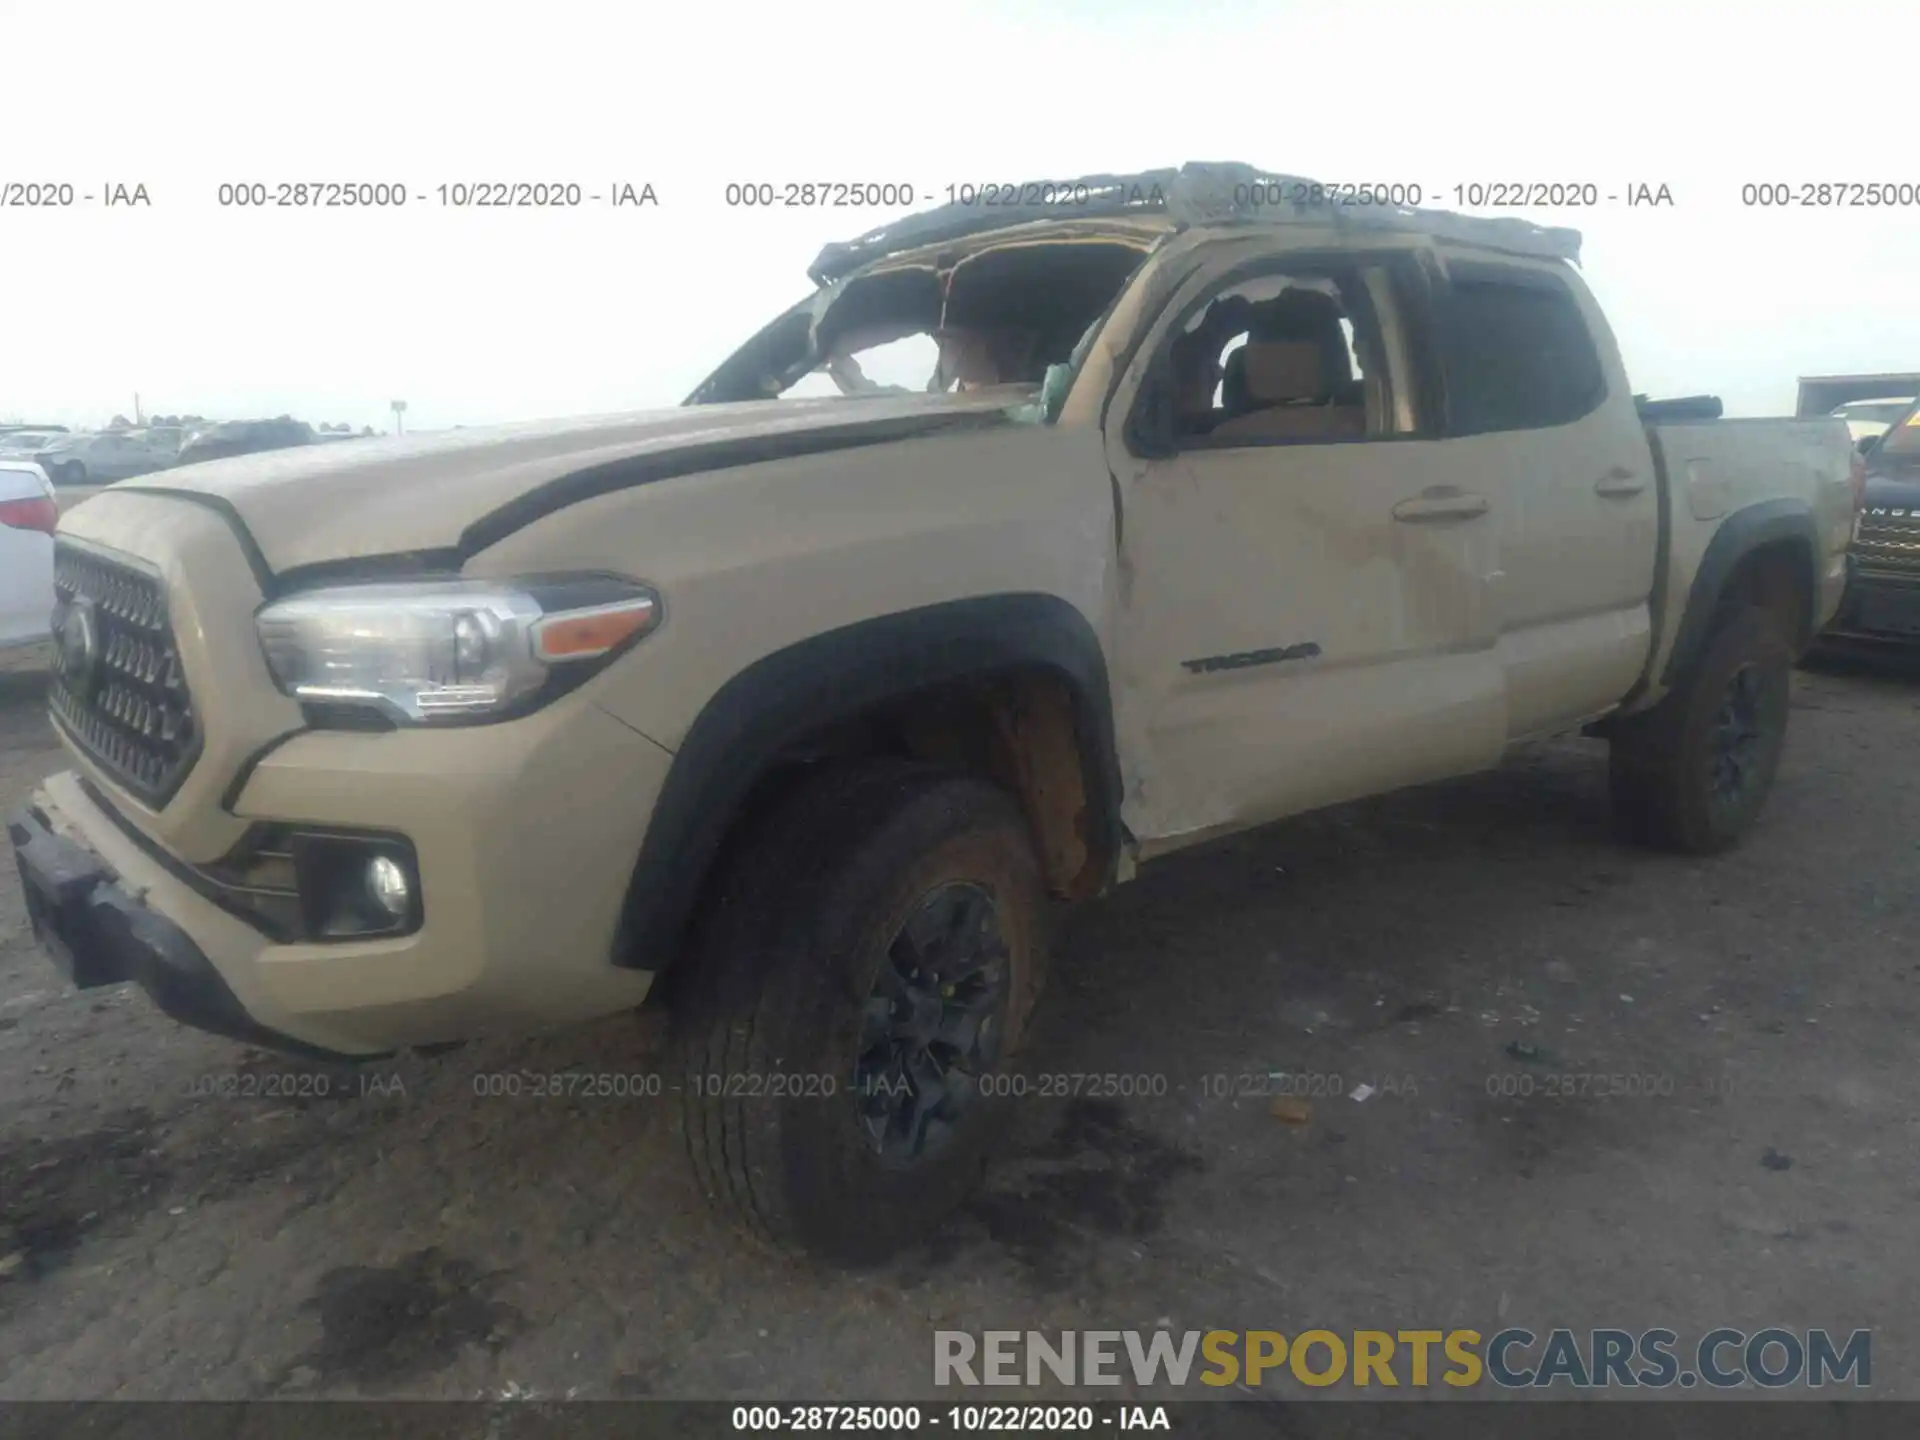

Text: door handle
xmin=1594 ymin=467 xmax=1646 ymax=498
xmin=1393 ymin=486 xmax=1490 ymax=522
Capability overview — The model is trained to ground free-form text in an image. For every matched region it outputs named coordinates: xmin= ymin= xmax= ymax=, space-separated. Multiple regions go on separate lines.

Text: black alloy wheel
xmin=854 ymin=881 xmax=1011 ymax=1166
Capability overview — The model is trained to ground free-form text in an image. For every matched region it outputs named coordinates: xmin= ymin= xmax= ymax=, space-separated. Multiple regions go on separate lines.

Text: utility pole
xmin=390 ymin=399 xmax=407 ymax=435
xmin=134 ymin=392 xmax=143 ymax=425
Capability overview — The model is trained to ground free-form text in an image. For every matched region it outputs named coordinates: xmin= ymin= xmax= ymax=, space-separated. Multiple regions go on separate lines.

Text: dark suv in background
xmin=1829 ymin=398 xmax=1920 ymax=642
xmin=174 ymin=417 xmax=316 ymax=467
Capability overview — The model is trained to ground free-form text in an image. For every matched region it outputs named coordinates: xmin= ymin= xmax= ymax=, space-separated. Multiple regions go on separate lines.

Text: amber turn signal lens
xmin=530 ymin=596 xmax=659 ymax=662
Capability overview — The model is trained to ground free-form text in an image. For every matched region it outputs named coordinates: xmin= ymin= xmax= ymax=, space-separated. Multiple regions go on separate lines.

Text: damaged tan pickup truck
xmin=9 ymin=163 xmax=1862 ymax=1262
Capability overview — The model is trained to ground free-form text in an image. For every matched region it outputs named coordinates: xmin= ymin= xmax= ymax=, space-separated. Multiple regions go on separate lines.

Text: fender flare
xmin=1661 ymin=497 xmax=1820 ymax=687
xmin=609 ymin=592 xmax=1124 ymax=971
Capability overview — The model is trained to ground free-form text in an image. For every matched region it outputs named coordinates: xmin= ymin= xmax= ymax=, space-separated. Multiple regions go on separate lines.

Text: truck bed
xmin=1639 ymin=415 xmax=1857 ymax=689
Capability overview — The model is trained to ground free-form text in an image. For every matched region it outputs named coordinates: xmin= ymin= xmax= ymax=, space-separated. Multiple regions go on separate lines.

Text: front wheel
xmin=56 ymin=461 xmax=87 ymax=486
xmin=675 ymin=761 xmax=1048 ymax=1264
xmin=1609 ymin=605 xmax=1792 ymax=853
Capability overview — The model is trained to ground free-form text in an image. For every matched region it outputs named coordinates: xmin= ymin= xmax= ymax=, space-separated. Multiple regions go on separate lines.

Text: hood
xmin=109 ymin=390 xmax=1030 ymax=583
xmin=1863 ymin=470 xmax=1920 ymax=513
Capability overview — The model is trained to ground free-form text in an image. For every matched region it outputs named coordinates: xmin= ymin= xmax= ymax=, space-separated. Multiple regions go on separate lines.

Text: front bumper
xmin=8 ymin=694 xmax=670 ymax=1057
xmin=10 ymin=800 xmax=351 ymax=1060
xmin=1826 ymin=564 xmax=1920 ymax=642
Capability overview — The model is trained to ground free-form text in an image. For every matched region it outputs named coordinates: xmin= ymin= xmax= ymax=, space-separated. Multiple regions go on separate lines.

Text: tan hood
xmin=108 ymin=392 xmax=1029 ymax=581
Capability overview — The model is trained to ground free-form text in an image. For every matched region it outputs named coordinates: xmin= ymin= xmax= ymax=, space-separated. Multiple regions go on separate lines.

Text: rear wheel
xmin=57 ymin=461 xmax=87 ymax=486
xmin=1609 ymin=605 xmax=1792 ymax=853
xmin=675 ymin=761 xmax=1048 ymax=1264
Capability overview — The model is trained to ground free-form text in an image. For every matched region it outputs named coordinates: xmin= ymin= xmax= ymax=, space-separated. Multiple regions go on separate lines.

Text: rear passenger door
xmin=1432 ymin=255 xmax=1659 ymax=739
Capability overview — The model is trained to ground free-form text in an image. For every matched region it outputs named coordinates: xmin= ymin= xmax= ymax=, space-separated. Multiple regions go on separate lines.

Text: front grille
xmin=49 ymin=540 xmax=201 ymax=805
xmin=1853 ymin=511 xmax=1920 ymax=575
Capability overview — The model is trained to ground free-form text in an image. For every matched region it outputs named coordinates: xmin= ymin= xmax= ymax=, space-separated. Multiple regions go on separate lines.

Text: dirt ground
xmin=1 ymin=645 xmax=1917 ymax=1402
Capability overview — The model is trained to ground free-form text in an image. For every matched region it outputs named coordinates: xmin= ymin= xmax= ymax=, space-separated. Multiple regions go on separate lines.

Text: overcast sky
xmin=2 ymin=0 xmax=1913 ymax=430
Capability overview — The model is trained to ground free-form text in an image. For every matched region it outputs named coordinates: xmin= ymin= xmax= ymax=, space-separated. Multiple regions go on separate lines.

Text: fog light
xmin=366 ymin=854 xmax=411 ymax=918
xmin=290 ymin=832 xmax=423 ymax=940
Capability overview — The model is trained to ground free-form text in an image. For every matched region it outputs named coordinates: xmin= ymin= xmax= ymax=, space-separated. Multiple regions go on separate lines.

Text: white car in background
xmin=0 ymin=459 xmax=56 ymax=658
xmin=27 ymin=431 xmax=165 ymax=487
xmin=0 ymin=430 xmax=67 ymax=455
xmin=1831 ymin=395 xmax=1919 ymax=445
xmin=130 ymin=425 xmax=185 ymax=465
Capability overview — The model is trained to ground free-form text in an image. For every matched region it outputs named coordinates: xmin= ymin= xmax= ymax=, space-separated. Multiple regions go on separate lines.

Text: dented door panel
xmin=1114 ymin=438 xmax=1507 ymax=850
xmin=1088 ymin=231 xmax=1509 ymax=850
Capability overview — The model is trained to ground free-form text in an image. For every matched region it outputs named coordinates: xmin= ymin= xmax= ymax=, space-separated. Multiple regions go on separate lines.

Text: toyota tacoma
xmin=9 ymin=164 xmax=1860 ymax=1262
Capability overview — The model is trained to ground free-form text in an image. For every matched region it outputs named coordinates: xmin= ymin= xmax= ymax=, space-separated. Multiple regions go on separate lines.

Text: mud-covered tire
xmin=1608 ymin=605 xmax=1792 ymax=854
xmin=674 ymin=760 xmax=1048 ymax=1265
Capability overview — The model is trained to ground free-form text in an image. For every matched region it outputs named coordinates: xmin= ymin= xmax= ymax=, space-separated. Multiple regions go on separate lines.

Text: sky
xmin=1 ymin=0 xmax=1914 ymax=431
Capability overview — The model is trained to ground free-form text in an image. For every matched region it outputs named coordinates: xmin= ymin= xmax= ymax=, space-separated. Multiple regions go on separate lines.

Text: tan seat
xmin=1209 ymin=339 xmax=1366 ymax=442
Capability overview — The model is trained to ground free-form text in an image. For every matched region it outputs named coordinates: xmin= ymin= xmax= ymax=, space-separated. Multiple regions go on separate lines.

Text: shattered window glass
xmin=784 ymin=333 xmax=942 ymax=398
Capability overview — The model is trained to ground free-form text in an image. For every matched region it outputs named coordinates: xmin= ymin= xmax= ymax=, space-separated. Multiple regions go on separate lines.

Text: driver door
xmin=1106 ymin=244 xmax=1509 ymax=851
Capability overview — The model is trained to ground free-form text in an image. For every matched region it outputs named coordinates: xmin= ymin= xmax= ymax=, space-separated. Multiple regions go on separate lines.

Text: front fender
xmin=606 ymin=593 xmax=1122 ymax=972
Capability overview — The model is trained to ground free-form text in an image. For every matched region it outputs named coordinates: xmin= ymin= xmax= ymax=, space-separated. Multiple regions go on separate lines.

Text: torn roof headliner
xmin=809 ymin=161 xmax=1583 ymax=285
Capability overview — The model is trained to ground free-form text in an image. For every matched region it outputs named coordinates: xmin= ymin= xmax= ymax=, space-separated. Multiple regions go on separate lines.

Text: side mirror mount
xmin=1039 ymin=362 xmax=1073 ymax=424
xmin=1126 ymin=361 xmax=1179 ymax=459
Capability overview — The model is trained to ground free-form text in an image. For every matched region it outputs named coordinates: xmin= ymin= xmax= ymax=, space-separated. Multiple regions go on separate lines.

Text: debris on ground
xmin=1269 ymin=1096 xmax=1312 ymax=1126
xmin=1761 ymin=1148 xmax=1794 ymax=1172
xmin=1349 ymin=1083 xmax=1376 ymax=1103
xmin=1503 ymin=1039 xmax=1562 ymax=1067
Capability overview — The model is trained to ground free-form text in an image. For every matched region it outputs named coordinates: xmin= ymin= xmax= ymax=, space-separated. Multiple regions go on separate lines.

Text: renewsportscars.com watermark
xmin=934 ymin=1328 xmax=1871 ymax=1390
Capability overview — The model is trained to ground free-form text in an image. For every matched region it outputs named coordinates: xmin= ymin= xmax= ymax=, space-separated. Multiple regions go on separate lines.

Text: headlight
xmin=256 ymin=575 xmax=661 ymax=726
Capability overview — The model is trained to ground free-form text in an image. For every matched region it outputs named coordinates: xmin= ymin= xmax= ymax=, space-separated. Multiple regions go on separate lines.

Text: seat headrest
xmin=1251 ymin=288 xmax=1344 ymax=339
xmin=1252 ymin=290 xmax=1354 ymax=387
xmin=1239 ymin=341 xmax=1327 ymax=404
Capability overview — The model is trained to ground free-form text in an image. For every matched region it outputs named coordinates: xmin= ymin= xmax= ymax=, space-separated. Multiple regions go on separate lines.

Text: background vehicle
xmin=132 ymin=425 xmax=186 ymax=465
xmin=173 ymin=416 xmax=315 ymax=466
xmin=0 ymin=460 xmax=56 ymax=656
xmin=1826 ymin=398 xmax=1920 ymax=642
xmin=1829 ymin=396 xmax=1917 ymax=445
xmin=1799 ymin=372 xmax=1920 ymax=444
xmin=9 ymin=164 xmax=1860 ymax=1264
xmin=0 ymin=423 xmax=69 ymax=437
xmin=28 ymin=431 xmax=165 ymax=486
xmin=0 ymin=430 xmax=67 ymax=456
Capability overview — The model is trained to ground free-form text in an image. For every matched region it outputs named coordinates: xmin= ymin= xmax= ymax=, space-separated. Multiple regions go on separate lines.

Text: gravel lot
xmin=1 ymin=647 xmax=1917 ymax=1401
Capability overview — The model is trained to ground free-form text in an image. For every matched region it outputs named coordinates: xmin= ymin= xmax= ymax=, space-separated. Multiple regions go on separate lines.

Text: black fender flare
xmin=610 ymin=592 xmax=1123 ymax=971
xmin=1661 ymin=497 xmax=1820 ymax=687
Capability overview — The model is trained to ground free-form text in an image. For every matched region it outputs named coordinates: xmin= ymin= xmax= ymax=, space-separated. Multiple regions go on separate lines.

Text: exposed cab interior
xmin=1132 ymin=258 xmax=1435 ymax=453
xmin=686 ymin=223 xmax=1159 ymax=405
xmin=1165 ymin=277 xmax=1374 ymax=442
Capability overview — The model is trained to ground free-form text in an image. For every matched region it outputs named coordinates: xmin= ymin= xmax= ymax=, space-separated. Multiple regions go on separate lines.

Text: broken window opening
xmin=689 ymin=236 xmax=1151 ymax=411
xmin=1166 ymin=269 xmax=1398 ymax=445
